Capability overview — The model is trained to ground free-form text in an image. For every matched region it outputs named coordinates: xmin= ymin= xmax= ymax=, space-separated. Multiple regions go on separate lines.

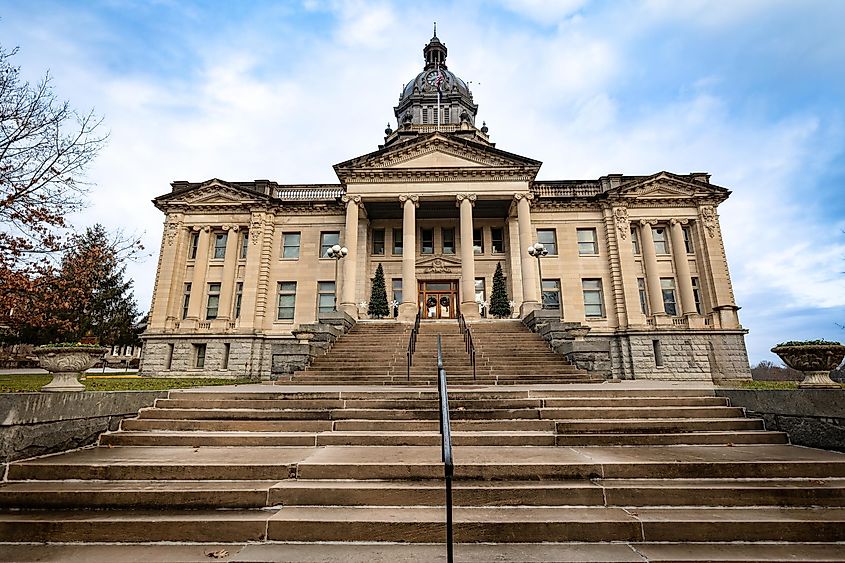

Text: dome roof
xmin=400 ymin=67 xmax=471 ymax=101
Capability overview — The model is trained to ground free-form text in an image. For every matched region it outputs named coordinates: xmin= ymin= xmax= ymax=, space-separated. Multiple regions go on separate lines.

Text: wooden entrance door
xmin=418 ymin=280 xmax=459 ymax=319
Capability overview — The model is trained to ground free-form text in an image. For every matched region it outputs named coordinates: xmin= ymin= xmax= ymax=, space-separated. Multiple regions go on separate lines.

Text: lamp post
xmin=527 ymin=242 xmax=548 ymax=308
xmin=326 ymin=244 xmax=348 ymax=311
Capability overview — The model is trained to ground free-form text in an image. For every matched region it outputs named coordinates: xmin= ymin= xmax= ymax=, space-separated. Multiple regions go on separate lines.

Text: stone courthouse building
xmin=141 ymin=32 xmax=750 ymax=381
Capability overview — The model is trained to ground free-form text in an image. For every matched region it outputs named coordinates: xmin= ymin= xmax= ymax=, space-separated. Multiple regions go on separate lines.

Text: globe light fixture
xmin=527 ymin=242 xmax=548 ymax=308
xmin=326 ymin=244 xmax=348 ymax=311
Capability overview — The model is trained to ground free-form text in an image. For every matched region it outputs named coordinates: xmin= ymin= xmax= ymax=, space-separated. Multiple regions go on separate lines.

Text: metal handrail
xmin=436 ymin=335 xmax=454 ymax=563
xmin=457 ymin=313 xmax=477 ymax=381
xmin=406 ymin=309 xmax=421 ymax=380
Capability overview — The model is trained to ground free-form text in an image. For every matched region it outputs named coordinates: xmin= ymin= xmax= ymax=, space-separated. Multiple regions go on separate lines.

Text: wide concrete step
xmin=555 ymin=418 xmax=764 ymax=433
xmin=556 ymin=430 xmax=788 ymax=445
xmin=267 ymin=506 xmax=845 ymax=543
xmin=121 ymin=418 xmax=335 ymax=432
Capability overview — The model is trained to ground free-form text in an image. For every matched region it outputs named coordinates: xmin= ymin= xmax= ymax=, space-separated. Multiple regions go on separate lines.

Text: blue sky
xmin=2 ymin=0 xmax=844 ymax=363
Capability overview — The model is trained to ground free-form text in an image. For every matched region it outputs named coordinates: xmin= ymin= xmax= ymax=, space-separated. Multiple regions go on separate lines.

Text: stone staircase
xmin=2 ymin=379 xmax=845 ymax=561
xmin=286 ymin=319 xmax=597 ymax=385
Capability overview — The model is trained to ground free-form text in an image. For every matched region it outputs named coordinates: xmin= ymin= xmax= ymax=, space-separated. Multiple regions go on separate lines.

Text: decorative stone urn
xmin=34 ymin=346 xmax=108 ymax=392
xmin=771 ymin=341 xmax=845 ymax=389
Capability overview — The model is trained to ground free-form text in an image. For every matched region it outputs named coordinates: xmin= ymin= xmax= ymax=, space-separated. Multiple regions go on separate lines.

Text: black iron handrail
xmin=406 ymin=309 xmax=421 ymax=380
xmin=457 ymin=313 xmax=477 ymax=381
xmin=436 ymin=335 xmax=454 ymax=563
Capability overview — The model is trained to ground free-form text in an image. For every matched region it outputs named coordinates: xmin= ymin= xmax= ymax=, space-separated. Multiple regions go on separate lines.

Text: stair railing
xmin=457 ymin=313 xmax=477 ymax=381
xmin=406 ymin=309 xmax=421 ymax=381
xmin=436 ymin=335 xmax=455 ymax=563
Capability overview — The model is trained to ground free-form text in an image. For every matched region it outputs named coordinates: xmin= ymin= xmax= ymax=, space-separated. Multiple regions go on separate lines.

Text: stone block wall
xmin=1 ymin=391 xmax=165 ymax=466
xmin=140 ymin=337 xmax=273 ymax=380
xmin=716 ymin=389 xmax=845 ymax=452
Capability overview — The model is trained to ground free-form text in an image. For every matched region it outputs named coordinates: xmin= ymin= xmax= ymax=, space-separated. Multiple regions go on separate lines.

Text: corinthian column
xmin=457 ymin=193 xmax=479 ymax=319
xmin=639 ymin=219 xmax=668 ymax=323
xmin=398 ymin=194 xmax=419 ymax=321
xmin=339 ymin=195 xmax=362 ymax=317
xmin=515 ymin=193 xmax=539 ymax=314
xmin=670 ymin=218 xmax=698 ymax=316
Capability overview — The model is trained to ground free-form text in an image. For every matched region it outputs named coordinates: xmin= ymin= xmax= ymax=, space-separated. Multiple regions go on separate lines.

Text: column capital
xmin=399 ymin=194 xmax=420 ymax=207
xmin=513 ymin=192 xmax=535 ymax=203
xmin=192 ymin=225 xmax=211 ymax=233
xmin=670 ymin=218 xmax=690 ymax=227
xmin=455 ymin=193 xmax=477 ymax=207
xmin=341 ymin=194 xmax=363 ymax=207
xmin=222 ymin=224 xmax=240 ymax=232
xmin=639 ymin=218 xmax=659 ymax=227
xmin=164 ymin=218 xmax=184 ymax=246
xmin=698 ymin=205 xmax=718 ymax=238
xmin=613 ymin=207 xmax=630 ymax=239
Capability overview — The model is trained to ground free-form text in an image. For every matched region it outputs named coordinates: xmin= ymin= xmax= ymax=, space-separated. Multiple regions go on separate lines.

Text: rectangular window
xmin=537 ymin=229 xmax=557 ymax=255
xmin=318 ymin=281 xmax=336 ymax=313
xmin=233 ymin=282 xmax=243 ymax=319
xmin=475 ymin=278 xmax=487 ymax=317
xmin=206 ymin=283 xmax=221 ymax=320
xmin=240 ymin=230 xmax=249 ymax=259
xmin=443 ymin=107 xmax=451 ymax=123
xmin=422 ymin=107 xmax=429 ymax=123
xmin=421 ymin=228 xmax=434 ymax=254
xmin=577 ymin=228 xmax=598 ymax=255
xmin=433 ymin=106 xmax=439 ymax=124
xmin=222 ymin=343 xmax=230 ymax=370
xmin=542 ymin=279 xmax=561 ymax=310
xmin=189 ymin=232 xmax=199 ymax=260
xmin=473 ymin=228 xmax=483 ymax=254
xmin=165 ymin=343 xmax=174 ymax=370
xmin=277 ymin=282 xmax=296 ymax=320
xmin=653 ymin=339 xmax=663 ymax=367
xmin=182 ymin=283 xmax=192 ymax=319
xmin=652 ymin=227 xmax=669 ymax=254
xmin=392 ymin=228 xmax=403 ymax=255
xmin=194 ymin=343 xmax=206 ymax=368
xmin=691 ymin=277 xmax=702 ymax=314
xmin=442 ymin=228 xmax=455 ymax=254
xmin=631 ymin=226 xmax=640 ymax=255
xmin=213 ymin=233 xmax=227 ymax=259
xmin=282 ymin=232 xmax=301 ymax=259
xmin=372 ymin=229 xmax=385 ymax=255
xmin=661 ymin=277 xmax=677 ymax=316
xmin=582 ymin=278 xmax=605 ymax=318
xmin=392 ymin=278 xmax=402 ymax=317
xmin=637 ymin=278 xmax=649 ymax=315
xmin=491 ymin=227 xmax=505 ymax=253
xmin=683 ymin=226 xmax=693 ymax=254
xmin=320 ymin=232 xmax=339 ymax=258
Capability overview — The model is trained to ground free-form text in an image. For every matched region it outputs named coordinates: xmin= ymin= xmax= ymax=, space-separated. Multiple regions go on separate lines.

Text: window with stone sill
xmin=318 ymin=281 xmax=336 ymax=313
xmin=491 ymin=227 xmax=505 ymax=253
xmin=683 ymin=226 xmax=694 ymax=254
xmin=372 ymin=229 xmax=385 ymax=256
xmin=206 ymin=283 xmax=221 ymax=320
xmin=652 ymin=227 xmax=669 ymax=255
xmin=638 ymin=278 xmax=649 ymax=315
xmin=182 ymin=283 xmax=192 ymax=320
xmin=392 ymin=228 xmax=403 ymax=255
xmin=542 ymin=279 xmax=561 ymax=310
xmin=577 ymin=228 xmax=598 ymax=255
xmin=582 ymin=278 xmax=605 ymax=318
xmin=421 ymin=228 xmax=434 ymax=254
xmin=282 ymin=232 xmax=301 ymax=259
xmin=189 ymin=232 xmax=199 ymax=260
xmin=194 ymin=343 xmax=206 ymax=369
xmin=473 ymin=228 xmax=483 ymax=254
xmin=691 ymin=277 xmax=702 ymax=314
xmin=537 ymin=229 xmax=557 ymax=255
xmin=233 ymin=282 xmax=243 ymax=319
xmin=630 ymin=226 xmax=641 ymax=255
xmin=277 ymin=282 xmax=296 ymax=321
xmin=213 ymin=233 xmax=227 ymax=260
xmin=442 ymin=228 xmax=455 ymax=254
xmin=661 ymin=277 xmax=677 ymax=316
xmin=320 ymin=232 xmax=339 ymax=258
xmin=240 ymin=230 xmax=249 ymax=259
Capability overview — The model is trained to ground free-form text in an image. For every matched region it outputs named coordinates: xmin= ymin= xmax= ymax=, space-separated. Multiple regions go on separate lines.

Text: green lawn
xmin=732 ymin=380 xmax=844 ymax=390
xmin=0 ymin=375 xmax=255 ymax=393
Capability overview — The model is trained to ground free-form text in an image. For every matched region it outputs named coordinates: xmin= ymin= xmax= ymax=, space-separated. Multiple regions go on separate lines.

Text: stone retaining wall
xmin=1 ymin=391 xmax=165 ymax=467
xmin=716 ymin=389 xmax=845 ymax=452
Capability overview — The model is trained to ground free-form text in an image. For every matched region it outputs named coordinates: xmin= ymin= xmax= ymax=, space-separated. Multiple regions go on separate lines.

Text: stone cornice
xmin=340 ymin=167 xmax=535 ymax=184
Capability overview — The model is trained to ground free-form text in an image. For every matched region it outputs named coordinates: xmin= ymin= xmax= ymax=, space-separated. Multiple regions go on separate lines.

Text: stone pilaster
xmin=457 ymin=193 xmax=479 ymax=319
xmin=339 ymin=195 xmax=362 ymax=317
xmin=253 ymin=213 xmax=276 ymax=329
xmin=216 ymin=225 xmax=241 ymax=322
xmin=669 ymin=218 xmax=698 ymax=317
xmin=697 ymin=204 xmax=741 ymax=329
xmin=399 ymin=194 xmax=419 ymax=321
xmin=515 ymin=193 xmax=539 ymax=315
xmin=150 ymin=214 xmax=185 ymax=329
xmin=238 ymin=212 xmax=265 ymax=332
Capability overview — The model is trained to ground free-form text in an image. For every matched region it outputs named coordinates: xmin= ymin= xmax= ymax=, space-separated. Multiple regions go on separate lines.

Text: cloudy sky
xmin=2 ymin=0 xmax=844 ymax=363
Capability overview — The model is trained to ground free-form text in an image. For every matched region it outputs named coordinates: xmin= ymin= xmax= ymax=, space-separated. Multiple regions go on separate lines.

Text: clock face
xmin=426 ymin=71 xmax=438 ymax=86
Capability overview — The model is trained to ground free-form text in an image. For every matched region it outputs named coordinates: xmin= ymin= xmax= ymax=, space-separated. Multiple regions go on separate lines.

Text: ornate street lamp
xmin=326 ymin=244 xmax=348 ymax=311
xmin=527 ymin=242 xmax=548 ymax=308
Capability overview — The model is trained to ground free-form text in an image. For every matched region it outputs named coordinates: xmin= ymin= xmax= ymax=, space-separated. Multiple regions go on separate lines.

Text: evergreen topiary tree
xmin=489 ymin=262 xmax=511 ymax=318
xmin=368 ymin=263 xmax=390 ymax=318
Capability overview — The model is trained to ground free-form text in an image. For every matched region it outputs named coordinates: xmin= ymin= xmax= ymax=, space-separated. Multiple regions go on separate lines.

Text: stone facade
xmin=141 ymin=33 xmax=751 ymax=382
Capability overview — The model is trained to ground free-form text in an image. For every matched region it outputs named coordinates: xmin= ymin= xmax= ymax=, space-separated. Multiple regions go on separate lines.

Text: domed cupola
xmin=387 ymin=26 xmax=488 ymax=146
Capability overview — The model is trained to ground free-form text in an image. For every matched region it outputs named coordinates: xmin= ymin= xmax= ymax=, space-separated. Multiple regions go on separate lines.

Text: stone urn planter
xmin=34 ymin=345 xmax=108 ymax=392
xmin=771 ymin=341 xmax=845 ymax=389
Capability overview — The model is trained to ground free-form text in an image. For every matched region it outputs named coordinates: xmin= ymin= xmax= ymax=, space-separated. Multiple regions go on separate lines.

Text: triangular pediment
xmin=334 ymin=133 xmax=542 ymax=183
xmin=154 ymin=178 xmax=270 ymax=209
xmin=610 ymin=172 xmax=730 ymax=201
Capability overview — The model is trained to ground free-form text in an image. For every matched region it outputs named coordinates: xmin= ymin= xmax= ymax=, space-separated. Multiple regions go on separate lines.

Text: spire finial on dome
xmin=433 ymin=22 xmax=437 ymax=37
